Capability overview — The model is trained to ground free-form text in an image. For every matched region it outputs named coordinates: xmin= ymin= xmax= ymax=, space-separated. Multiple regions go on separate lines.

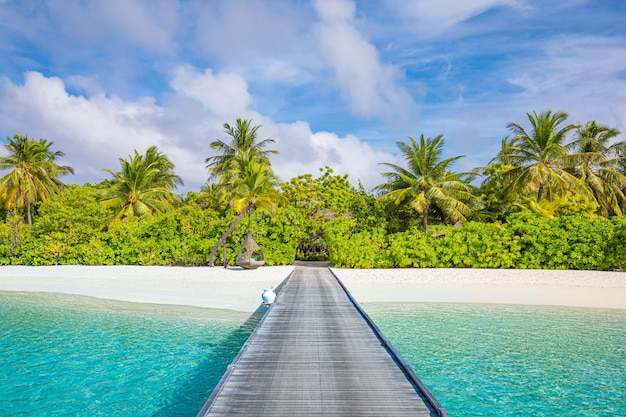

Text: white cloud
xmin=259 ymin=119 xmax=395 ymax=189
xmin=0 ymin=69 xmax=394 ymax=193
xmin=386 ymin=0 xmax=530 ymax=33
xmin=192 ymin=0 xmax=307 ymax=64
xmin=66 ymin=75 xmax=105 ymax=96
xmin=170 ymin=66 xmax=252 ymax=120
xmin=0 ymin=71 xmax=203 ymax=188
xmin=314 ymin=0 xmax=355 ymax=20
xmin=313 ymin=0 xmax=418 ymax=122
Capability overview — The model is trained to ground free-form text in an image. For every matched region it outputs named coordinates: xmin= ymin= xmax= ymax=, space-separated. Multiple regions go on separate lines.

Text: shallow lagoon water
xmin=0 ymin=292 xmax=260 ymax=417
xmin=363 ymin=302 xmax=626 ymax=417
xmin=1 ymin=293 xmax=624 ymax=416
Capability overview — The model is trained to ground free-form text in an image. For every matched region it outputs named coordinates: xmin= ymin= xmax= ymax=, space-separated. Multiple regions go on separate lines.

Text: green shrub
xmin=252 ymin=207 xmax=307 ymax=266
xmin=507 ymin=212 xmax=617 ymax=270
xmin=432 ymin=222 xmax=520 ymax=268
xmin=323 ymin=217 xmax=385 ymax=268
xmin=607 ymin=216 xmax=626 ymax=270
xmin=383 ymin=228 xmax=437 ymax=268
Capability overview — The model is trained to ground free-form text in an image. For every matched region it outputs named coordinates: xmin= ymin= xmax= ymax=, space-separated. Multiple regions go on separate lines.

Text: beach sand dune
xmin=1 ymin=265 xmax=625 ymax=311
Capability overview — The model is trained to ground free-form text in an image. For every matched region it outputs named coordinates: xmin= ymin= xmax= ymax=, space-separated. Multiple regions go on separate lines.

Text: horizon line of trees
xmin=1 ymin=109 xmax=625 ymax=268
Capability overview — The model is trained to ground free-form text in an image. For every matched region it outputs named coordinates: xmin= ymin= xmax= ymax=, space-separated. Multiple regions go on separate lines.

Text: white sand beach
xmin=1 ymin=265 xmax=625 ymax=311
xmin=0 ymin=265 xmax=295 ymax=312
xmin=332 ymin=267 xmax=626 ymax=310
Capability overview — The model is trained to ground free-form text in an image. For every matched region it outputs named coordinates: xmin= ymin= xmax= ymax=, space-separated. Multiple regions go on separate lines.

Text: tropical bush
xmin=2 ymin=110 xmax=625 ymax=270
xmin=323 ymin=212 xmax=625 ymax=270
xmin=323 ymin=217 xmax=386 ymax=268
xmin=0 ymin=185 xmax=303 ymax=266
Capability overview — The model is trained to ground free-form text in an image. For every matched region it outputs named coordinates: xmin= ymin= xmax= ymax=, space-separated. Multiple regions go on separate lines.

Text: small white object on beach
xmin=261 ymin=287 xmax=276 ymax=305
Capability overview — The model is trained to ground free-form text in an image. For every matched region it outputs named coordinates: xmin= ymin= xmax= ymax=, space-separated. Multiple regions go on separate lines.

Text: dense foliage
xmin=323 ymin=214 xmax=626 ymax=270
xmin=1 ymin=111 xmax=625 ymax=269
xmin=0 ymin=185 xmax=305 ymax=266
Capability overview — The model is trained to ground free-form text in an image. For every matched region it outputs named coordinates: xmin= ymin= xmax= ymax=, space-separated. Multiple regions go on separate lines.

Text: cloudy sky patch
xmin=0 ymin=0 xmax=624 ymax=192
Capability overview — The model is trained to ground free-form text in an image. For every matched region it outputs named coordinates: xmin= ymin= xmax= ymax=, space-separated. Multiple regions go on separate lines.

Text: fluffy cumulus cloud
xmin=0 ymin=69 xmax=394 ymax=192
xmin=261 ymin=119 xmax=395 ymax=188
xmin=170 ymin=66 xmax=252 ymax=120
xmin=313 ymin=0 xmax=418 ymax=122
xmin=0 ymin=0 xmax=624 ymax=195
xmin=0 ymin=72 xmax=204 ymax=187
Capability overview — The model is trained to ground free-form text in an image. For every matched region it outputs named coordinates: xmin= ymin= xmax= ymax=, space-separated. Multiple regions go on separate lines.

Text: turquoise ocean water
xmin=0 ymin=292 xmax=260 ymax=417
xmin=1 ymin=292 xmax=624 ymax=416
xmin=364 ymin=302 xmax=626 ymax=417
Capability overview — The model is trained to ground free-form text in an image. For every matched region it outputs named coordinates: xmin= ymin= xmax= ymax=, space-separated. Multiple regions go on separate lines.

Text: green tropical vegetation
xmin=375 ymin=134 xmax=479 ymax=231
xmin=567 ymin=121 xmax=626 ymax=217
xmin=0 ymin=134 xmax=74 ymax=225
xmin=499 ymin=110 xmax=586 ymax=203
xmin=100 ymin=146 xmax=183 ymax=227
xmin=1 ymin=112 xmax=625 ymax=270
xmin=205 ymin=119 xmax=285 ymax=267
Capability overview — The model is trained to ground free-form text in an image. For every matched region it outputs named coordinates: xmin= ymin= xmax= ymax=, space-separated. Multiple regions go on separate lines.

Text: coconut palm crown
xmin=499 ymin=110 xmax=589 ymax=202
xmin=206 ymin=119 xmax=282 ymax=267
xmin=100 ymin=146 xmax=182 ymax=226
xmin=206 ymin=118 xmax=278 ymax=184
xmin=375 ymin=134 xmax=478 ymax=232
xmin=0 ymin=134 xmax=74 ymax=225
xmin=566 ymin=121 xmax=626 ymax=216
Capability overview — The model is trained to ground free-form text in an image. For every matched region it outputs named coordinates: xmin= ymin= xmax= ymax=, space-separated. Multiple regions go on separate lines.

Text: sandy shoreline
xmin=331 ymin=268 xmax=626 ymax=310
xmin=1 ymin=265 xmax=625 ymax=311
xmin=0 ymin=265 xmax=295 ymax=312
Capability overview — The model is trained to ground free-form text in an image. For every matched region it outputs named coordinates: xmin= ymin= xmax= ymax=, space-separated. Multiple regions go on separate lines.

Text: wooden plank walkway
xmin=197 ymin=264 xmax=449 ymax=416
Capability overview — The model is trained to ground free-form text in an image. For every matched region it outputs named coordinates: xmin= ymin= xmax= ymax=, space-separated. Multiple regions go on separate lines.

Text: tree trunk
xmin=209 ymin=203 xmax=252 ymax=267
xmin=422 ymin=205 xmax=429 ymax=232
xmin=26 ymin=199 xmax=32 ymax=226
xmin=537 ymin=183 xmax=544 ymax=202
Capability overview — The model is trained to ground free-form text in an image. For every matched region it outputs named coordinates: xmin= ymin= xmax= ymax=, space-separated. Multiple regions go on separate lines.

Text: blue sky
xmin=0 ymin=0 xmax=625 ymax=192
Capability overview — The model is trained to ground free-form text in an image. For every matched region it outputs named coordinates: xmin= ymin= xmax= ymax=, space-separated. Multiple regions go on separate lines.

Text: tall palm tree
xmin=206 ymin=119 xmax=282 ymax=267
xmin=206 ymin=118 xmax=278 ymax=184
xmin=375 ymin=134 xmax=478 ymax=232
xmin=143 ymin=145 xmax=184 ymax=189
xmin=0 ymin=134 xmax=74 ymax=225
xmin=100 ymin=146 xmax=182 ymax=226
xmin=208 ymin=162 xmax=286 ymax=267
xmin=500 ymin=110 xmax=588 ymax=202
xmin=567 ymin=121 xmax=626 ymax=216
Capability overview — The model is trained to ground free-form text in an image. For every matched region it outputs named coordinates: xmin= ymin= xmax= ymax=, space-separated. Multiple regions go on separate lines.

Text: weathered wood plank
xmin=197 ymin=264 xmax=448 ymax=417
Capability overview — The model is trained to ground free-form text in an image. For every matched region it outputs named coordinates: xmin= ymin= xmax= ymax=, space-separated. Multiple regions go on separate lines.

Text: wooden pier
xmin=197 ymin=264 xmax=449 ymax=416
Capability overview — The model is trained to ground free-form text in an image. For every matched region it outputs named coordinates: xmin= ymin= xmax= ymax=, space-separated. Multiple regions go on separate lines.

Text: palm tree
xmin=206 ymin=118 xmax=278 ymax=184
xmin=143 ymin=145 xmax=184 ymax=189
xmin=375 ymin=134 xmax=478 ymax=232
xmin=0 ymin=134 xmax=74 ymax=225
xmin=567 ymin=121 xmax=626 ymax=216
xmin=475 ymin=136 xmax=519 ymax=219
xmin=500 ymin=110 xmax=588 ymax=202
xmin=208 ymin=162 xmax=286 ymax=267
xmin=198 ymin=182 xmax=229 ymax=211
xmin=100 ymin=146 xmax=182 ymax=226
xmin=206 ymin=119 xmax=282 ymax=267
